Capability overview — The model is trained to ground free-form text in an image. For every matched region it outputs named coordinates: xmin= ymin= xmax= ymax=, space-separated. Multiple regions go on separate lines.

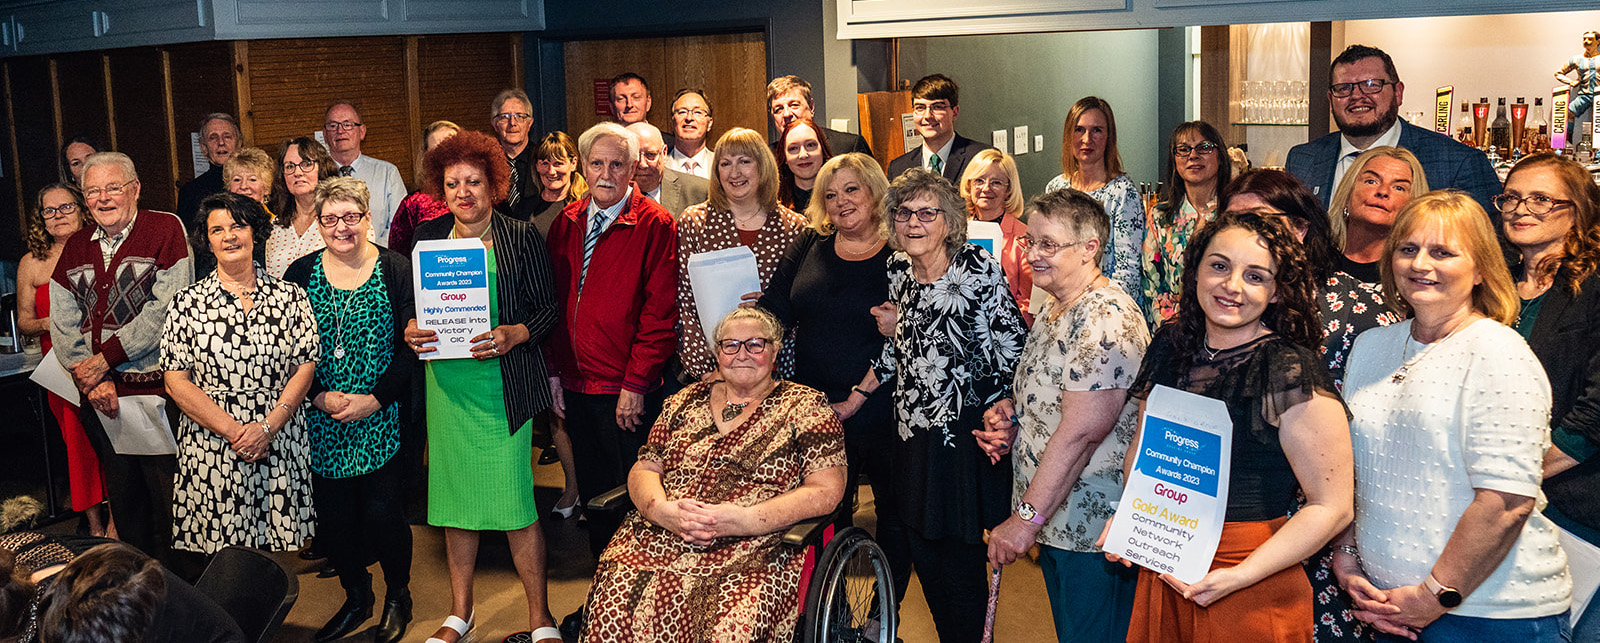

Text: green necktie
xmin=929 ymin=153 xmax=943 ymax=174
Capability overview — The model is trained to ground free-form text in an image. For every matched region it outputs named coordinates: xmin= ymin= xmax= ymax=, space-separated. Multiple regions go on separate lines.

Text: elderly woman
xmin=1102 ymin=210 xmax=1354 ymax=642
xmin=1338 ymin=191 xmax=1571 ymax=641
xmin=758 ymin=153 xmax=893 ymax=527
xmin=17 ymin=185 xmax=108 ymax=538
xmin=57 ymin=136 xmax=99 ymax=186
xmin=283 ymin=178 xmax=415 ymax=643
xmin=389 ymin=120 xmax=460 ymax=257
xmin=528 ymin=131 xmax=589 ymax=237
xmin=676 ymin=127 xmax=806 ymax=382
xmin=225 ymin=147 xmax=274 ymax=208
xmin=160 ymin=191 xmax=318 ymax=557
xmin=1045 ymin=96 xmax=1144 ymax=307
xmin=581 ymin=307 xmax=846 ymax=642
xmin=401 ymin=131 xmax=561 ymax=643
xmin=960 ymin=148 xmax=1034 ymax=324
xmin=1500 ymin=153 xmax=1600 ymax=639
xmin=984 ymin=189 xmax=1149 ymax=641
xmin=848 ymin=167 xmax=1027 ymax=641
xmin=1144 ymin=120 xmax=1231 ymax=328
xmin=776 ymin=118 xmax=834 ymax=211
xmin=266 ymin=137 xmax=340 ymax=278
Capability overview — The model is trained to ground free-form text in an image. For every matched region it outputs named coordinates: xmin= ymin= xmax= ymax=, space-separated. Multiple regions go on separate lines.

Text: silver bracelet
xmin=1338 ymin=544 xmax=1360 ymax=558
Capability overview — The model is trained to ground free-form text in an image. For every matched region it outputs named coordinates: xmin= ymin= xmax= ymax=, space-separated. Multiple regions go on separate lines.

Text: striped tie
xmin=579 ymin=212 xmax=605 ymax=292
xmin=506 ymin=157 xmax=522 ymax=208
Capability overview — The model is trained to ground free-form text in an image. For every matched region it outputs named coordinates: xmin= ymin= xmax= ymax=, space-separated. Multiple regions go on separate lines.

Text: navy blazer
xmin=887 ymin=133 xmax=995 ymax=183
xmin=1285 ymin=119 xmax=1501 ymax=216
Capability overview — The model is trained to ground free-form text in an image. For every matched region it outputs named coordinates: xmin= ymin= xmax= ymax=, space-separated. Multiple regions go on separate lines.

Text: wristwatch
xmin=1423 ymin=573 xmax=1462 ymax=609
xmin=1015 ymin=502 xmax=1046 ymax=525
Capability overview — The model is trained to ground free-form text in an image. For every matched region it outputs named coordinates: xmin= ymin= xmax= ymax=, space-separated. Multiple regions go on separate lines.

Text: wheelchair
xmin=584 ymin=484 xmax=897 ymax=643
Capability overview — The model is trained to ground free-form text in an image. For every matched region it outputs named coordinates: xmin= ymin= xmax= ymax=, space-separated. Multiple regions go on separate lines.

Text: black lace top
xmin=1130 ymin=327 xmax=1345 ymax=521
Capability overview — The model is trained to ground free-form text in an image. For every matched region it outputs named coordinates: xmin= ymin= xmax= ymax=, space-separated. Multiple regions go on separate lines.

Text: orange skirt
xmin=1127 ymin=517 xmax=1312 ymax=643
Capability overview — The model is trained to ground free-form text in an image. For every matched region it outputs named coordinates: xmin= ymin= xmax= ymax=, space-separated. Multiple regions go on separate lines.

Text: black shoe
xmin=373 ymin=589 xmax=412 ymax=643
xmin=559 ymin=607 xmax=585 ymax=639
xmin=314 ymin=587 xmax=374 ymax=642
xmin=299 ymin=538 xmax=326 ymax=560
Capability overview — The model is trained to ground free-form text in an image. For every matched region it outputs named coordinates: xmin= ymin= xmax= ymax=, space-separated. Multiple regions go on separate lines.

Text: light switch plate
xmin=1034 ymin=134 xmax=1045 ymax=153
xmin=1013 ymin=126 xmax=1029 ymax=155
xmin=992 ymin=129 xmax=1009 ymax=154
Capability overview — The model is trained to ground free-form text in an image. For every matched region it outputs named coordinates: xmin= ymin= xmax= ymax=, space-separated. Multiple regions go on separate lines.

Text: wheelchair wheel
xmin=800 ymin=527 xmax=896 ymax=643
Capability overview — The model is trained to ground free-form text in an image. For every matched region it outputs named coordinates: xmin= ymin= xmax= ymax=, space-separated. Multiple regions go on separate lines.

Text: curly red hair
xmin=423 ymin=130 xmax=511 ymax=205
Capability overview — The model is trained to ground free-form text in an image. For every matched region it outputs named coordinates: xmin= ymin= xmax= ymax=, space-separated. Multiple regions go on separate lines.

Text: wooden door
xmin=562 ymin=32 xmax=767 ymax=146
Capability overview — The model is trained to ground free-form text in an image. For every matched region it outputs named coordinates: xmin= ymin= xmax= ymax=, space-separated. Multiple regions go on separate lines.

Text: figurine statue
xmin=1554 ymin=30 xmax=1600 ymax=148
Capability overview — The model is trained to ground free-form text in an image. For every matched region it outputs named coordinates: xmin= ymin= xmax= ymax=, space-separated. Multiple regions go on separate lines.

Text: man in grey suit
xmin=886 ymin=74 xmax=994 ymax=182
xmin=626 ymin=122 xmax=708 ymax=218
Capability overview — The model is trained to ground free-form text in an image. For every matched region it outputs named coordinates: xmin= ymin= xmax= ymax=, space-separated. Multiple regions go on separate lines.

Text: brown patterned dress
xmin=581 ymin=380 xmax=847 ymax=642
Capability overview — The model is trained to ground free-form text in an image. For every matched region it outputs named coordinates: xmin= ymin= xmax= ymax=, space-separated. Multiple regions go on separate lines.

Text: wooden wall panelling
xmin=11 ymin=57 xmax=60 ymax=208
xmin=164 ymin=40 xmax=239 ymax=185
xmin=416 ymin=33 xmax=520 ymax=143
xmin=108 ymin=48 xmax=178 ymax=212
xmin=403 ymin=36 xmax=422 ymax=185
xmin=561 ymin=32 xmax=768 ymax=145
xmin=1199 ymin=25 xmax=1236 ymax=147
xmin=53 ymin=52 xmax=113 ymax=153
xmin=3 ymin=63 xmax=27 ymax=262
xmin=246 ymin=36 xmax=412 ymax=188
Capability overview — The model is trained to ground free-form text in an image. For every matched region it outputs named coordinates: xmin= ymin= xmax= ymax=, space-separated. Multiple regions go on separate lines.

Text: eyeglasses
xmin=493 ymin=113 xmax=532 ymax=125
xmin=911 ymin=102 xmax=952 ymax=115
xmin=83 ymin=179 xmax=135 ymax=200
xmin=1493 ymin=193 xmax=1575 ymax=216
xmin=717 ymin=338 xmax=772 ymax=355
xmin=892 ymin=207 xmax=944 ymax=223
xmin=1018 ymin=235 xmax=1085 ymax=256
xmin=317 ymin=212 xmax=366 ymax=227
xmin=41 ymin=203 xmax=79 ymax=219
xmin=283 ymin=160 xmax=317 ymax=174
xmin=1329 ymin=79 xmax=1395 ymax=98
xmin=672 ymin=108 xmax=710 ymax=119
xmin=324 ymin=121 xmax=363 ymax=132
xmin=1175 ymin=142 xmax=1219 ymax=157
xmin=971 ymin=178 xmax=1010 ymax=190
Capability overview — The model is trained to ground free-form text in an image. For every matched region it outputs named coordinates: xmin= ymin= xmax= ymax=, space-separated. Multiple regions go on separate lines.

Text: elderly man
xmin=626 ymin=122 xmax=708 ymax=218
xmin=1287 ymin=45 xmax=1499 ymax=214
xmin=766 ymin=75 xmax=873 ymax=159
xmin=323 ymin=101 xmax=407 ymax=246
xmin=491 ymin=88 xmax=541 ymax=221
xmin=666 ymin=88 xmax=714 ymax=179
xmin=887 ymin=74 xmax=993 ymax=181
xmin=51 ymin=152 xmax=193 ymax=561
xmin=546 ymin=122 xmax=678 ymax=558
xmin=608 ymin=73 xmax=653 ymax=126
xmin=175 ymin=113 xmax=240 ymax=225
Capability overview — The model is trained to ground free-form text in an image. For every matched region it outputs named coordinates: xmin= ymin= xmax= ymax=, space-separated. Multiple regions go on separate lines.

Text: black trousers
xmin=312 ymin=455 xmax=413 ymax=596
xmin=900 ymin=531 xmax=989 ymax=642
xmin=562 ymin=389 xmax=659 ymax=557
xmin=78 ymin=404 xmax=177 ymax=563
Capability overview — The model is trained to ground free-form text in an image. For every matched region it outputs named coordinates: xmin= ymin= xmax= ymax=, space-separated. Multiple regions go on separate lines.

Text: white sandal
xmin=532 ymin=626 xmax=562 ymax=643
xmin=424 ymin=613 xmax=474 ymax=643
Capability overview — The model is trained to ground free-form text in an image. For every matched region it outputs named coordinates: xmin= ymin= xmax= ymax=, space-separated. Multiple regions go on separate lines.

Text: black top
xmin=498 ymin=145 xmax=539 ymax=222
xmin=177 ymin=164 xmax=225 ymax=227
xmin=1130 ymin=328 xmax=1344 ymax=522
xmin=1336 ymin=255 xmax=1380 ymax=284
xmin=758 ymin=229 xmax=892 ymax=401
xmin=282 ymin=244 xmax=416 ymax=407
xmin=412 ymin=211 xmax=559 ymax=434
xmin=523 ymin=197 xmax=565 ymax=239
xmin=1525 ymin=271 xmax=1600 ymax=537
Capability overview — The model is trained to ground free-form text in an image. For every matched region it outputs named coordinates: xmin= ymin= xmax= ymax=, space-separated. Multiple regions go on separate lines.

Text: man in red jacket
xmin=546 ymin=122 xmax=679 ymax=556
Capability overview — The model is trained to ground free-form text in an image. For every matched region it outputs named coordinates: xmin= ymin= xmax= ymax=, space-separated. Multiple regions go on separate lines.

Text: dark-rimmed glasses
xmin=717 ymin=338 xmax=772 ymax=355
xmin=42 ymin=203 xmax=79 ymax=220
xmin=1329 ymin=79 xmax=1395 ymax=98
xmin=1175 ymin=142 xmax=1219 ymax=157
xmin=1493 ymin=193 xmax=1574 ymax=216
xmin=317 ymin=212 xmax=367 ymax=228
xmin=892 ymin=207 xmax=943 ymax=223
xmin=283 ymin=160 xmax=317 ymax=174
xmin=324 ymin=121 xmax=363 ymax=132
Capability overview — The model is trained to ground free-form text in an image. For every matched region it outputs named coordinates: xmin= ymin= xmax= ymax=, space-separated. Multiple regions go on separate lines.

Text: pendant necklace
xmin=330 ymin=283 xmax=357 ymax=360
xmin=721 ymin=382 xmax=775 ymax=422
xmin=1391 ymin=322 xmax=1467 ymax=383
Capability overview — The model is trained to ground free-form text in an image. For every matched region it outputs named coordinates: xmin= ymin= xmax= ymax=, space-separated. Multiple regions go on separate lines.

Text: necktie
xmin=338 ymin=166 xmax=355 ymax=177
xmin=580 ymin=212 xmax=605 ymax=292
xmin=929 ymin=153 xmax=943 ymax=174
xmin=506 ymin=156 xmax=522 ymax=208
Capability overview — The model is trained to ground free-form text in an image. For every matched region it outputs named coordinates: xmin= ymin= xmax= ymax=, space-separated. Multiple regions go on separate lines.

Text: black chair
xmin=193 ymin=545 xmax=298 ymax=643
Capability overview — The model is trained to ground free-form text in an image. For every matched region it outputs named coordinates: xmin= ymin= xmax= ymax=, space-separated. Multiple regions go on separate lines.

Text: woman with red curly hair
xmin=401 ymin=130 xmax=562 ymax=643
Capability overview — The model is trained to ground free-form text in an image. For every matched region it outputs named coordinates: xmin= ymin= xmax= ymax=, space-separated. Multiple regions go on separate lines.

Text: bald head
xmin=626 ymin=122 xmax=666 ymax=193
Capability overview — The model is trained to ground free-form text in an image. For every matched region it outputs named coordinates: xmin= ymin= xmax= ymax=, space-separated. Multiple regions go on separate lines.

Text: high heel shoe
xmin=373 ymin=588 xmax=411 ymax=643
xmin=552 ymin=494 xmax=581 ymax=519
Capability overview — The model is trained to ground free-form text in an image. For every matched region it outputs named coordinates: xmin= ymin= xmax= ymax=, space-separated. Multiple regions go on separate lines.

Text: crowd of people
xmin=2 ymin=40 xmax=1598 ymax=643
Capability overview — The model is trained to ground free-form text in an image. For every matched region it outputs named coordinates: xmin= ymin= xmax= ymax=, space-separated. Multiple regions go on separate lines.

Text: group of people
xmin=4 ymin=39 xmax=1598 ymax=643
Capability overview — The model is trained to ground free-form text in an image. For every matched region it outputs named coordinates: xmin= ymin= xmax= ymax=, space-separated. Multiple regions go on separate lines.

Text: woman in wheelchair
xmin=581 ymin=307 xmax=847 ymax=642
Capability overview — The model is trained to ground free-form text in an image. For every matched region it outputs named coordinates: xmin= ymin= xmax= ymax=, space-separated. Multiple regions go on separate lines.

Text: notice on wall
xmin=190 ymin=133 xmax=209 ymax=178
xmin=594 ymin=79 xmax=613 ymax=117
xmin=412 ymin=239 xmax=492 ymax=360
xmin=1434 ymin=86 xmax=1454 ymax=135
xmin=1102 ymin=384 xmax=1231 ymax=584
xmin=901 ymin=113 xmax=923 ymax=155
xmin=1553 ymin=86 xmax=1570 ymax=150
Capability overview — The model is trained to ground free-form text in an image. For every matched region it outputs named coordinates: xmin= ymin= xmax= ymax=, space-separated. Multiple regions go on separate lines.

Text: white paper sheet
xmin=29 ymin=348 xmax=80 ymax=406
xmin=968 ymin=220 xmax=1003 ymax=258
xmin=98 ymin=395 xmax=177 ymax=456
xmin=687 ymin=246 xmax=761 ymax=351
xmin=412 ymin=238 xmax=493 ymax=360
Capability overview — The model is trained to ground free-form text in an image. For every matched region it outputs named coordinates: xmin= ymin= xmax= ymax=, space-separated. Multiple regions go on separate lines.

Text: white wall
xmin=1338 ymin=10 xmax=1600 ymax=120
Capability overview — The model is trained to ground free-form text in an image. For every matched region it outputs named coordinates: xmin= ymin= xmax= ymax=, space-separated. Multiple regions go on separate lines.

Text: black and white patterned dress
xmin=161 ymin=267 xmax=320 ymax=554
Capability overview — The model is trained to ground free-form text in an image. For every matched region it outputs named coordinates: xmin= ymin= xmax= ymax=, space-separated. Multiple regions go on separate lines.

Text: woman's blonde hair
xmin=713 ymin=306 xmax=786 ymax=355
xmin=1059 ymin=97 xmax=1123 ymax=180
xmin=312 ymin=177 xmax=371 ymax=219
xmin=1327 ymin=146 xmax=1428 ymax=250
xmin=806 ymin=153 xmax=889 ymax=235
xmin=223 ymin=147 xmax=276 ymax=205
xmin=413 ymin=120 xmax=461 ymax=186
xmin=959 ymin=149 xmax=1023 ymax=221
xmin=707 ymin=128 xmax=779 ymax=213
xmin=1380 ymin=190 xmax=1518 ymax=325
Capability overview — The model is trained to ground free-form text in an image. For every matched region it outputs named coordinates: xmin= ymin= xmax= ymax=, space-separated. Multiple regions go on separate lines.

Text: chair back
xmin=193 ymin=546 xmax=298 ymax=643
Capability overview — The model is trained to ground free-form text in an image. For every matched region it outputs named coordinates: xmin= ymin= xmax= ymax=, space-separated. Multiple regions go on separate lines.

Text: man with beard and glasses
xmin=1287 ymin=45 xmax=1499 ymax=217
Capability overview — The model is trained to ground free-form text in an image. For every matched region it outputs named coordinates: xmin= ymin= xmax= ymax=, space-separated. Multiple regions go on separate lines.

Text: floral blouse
xmin=1319 ymin=270 xmax=1402 ymax=391
xmin=873 ymin=243 xmax=1027 ymax=446
xmin=1044 ymin=173 xmax=1146 ymax=310
xmin=1142 ymin=198 xmax=1214 ymax=331
xmin=1012 ymin=285 xmax=1149 ymax=552
xmin=675 ymin=203 xmax=807 ymax=379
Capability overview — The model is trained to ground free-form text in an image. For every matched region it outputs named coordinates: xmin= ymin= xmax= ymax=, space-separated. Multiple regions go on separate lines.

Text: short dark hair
xmin=911 ymin=74 xmax=959 ymax=107
xmin=0 ymin=549 xmax=34 ymax=640
xmin=609 ymin=72 xmax=648 ymax=94
xmin=37 ymin=543 xmax=164 ymax=643
xmin=1331 ymin=44 xmax=1400 ymax=84
xmin=190 ymin=191 xmax=273 ymax=262
xmin=58 ymin=135 xmax=102 ymax=185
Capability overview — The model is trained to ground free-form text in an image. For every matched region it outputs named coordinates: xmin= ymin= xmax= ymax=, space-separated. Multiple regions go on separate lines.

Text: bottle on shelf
xmin=1472 ymin=98 xmax=1491 ymax=149
xmin=1456 ymin=102 xmax=1474 ymax=147
xmin=1489 ymin=98 xmax=1512 ymax=153
xmin=1531 ymin=98 xmax=1548 ymax=153
xmin=1511 ymin=98 xmax=1529 ymax=155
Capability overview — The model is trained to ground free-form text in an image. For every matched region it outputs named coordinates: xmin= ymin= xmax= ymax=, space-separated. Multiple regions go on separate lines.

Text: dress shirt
xmin=1332 ymin=119 xmax=1404 ymax=192
xmin=90 ymin=212 xmax=138 ymax=268
xmin=339 ymin=154 xmax=408 ymax=247
xmin=921 ymin=137 xmax=957 ymax=171
xmin=669 ymin=146 xmax=713 ymax=179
